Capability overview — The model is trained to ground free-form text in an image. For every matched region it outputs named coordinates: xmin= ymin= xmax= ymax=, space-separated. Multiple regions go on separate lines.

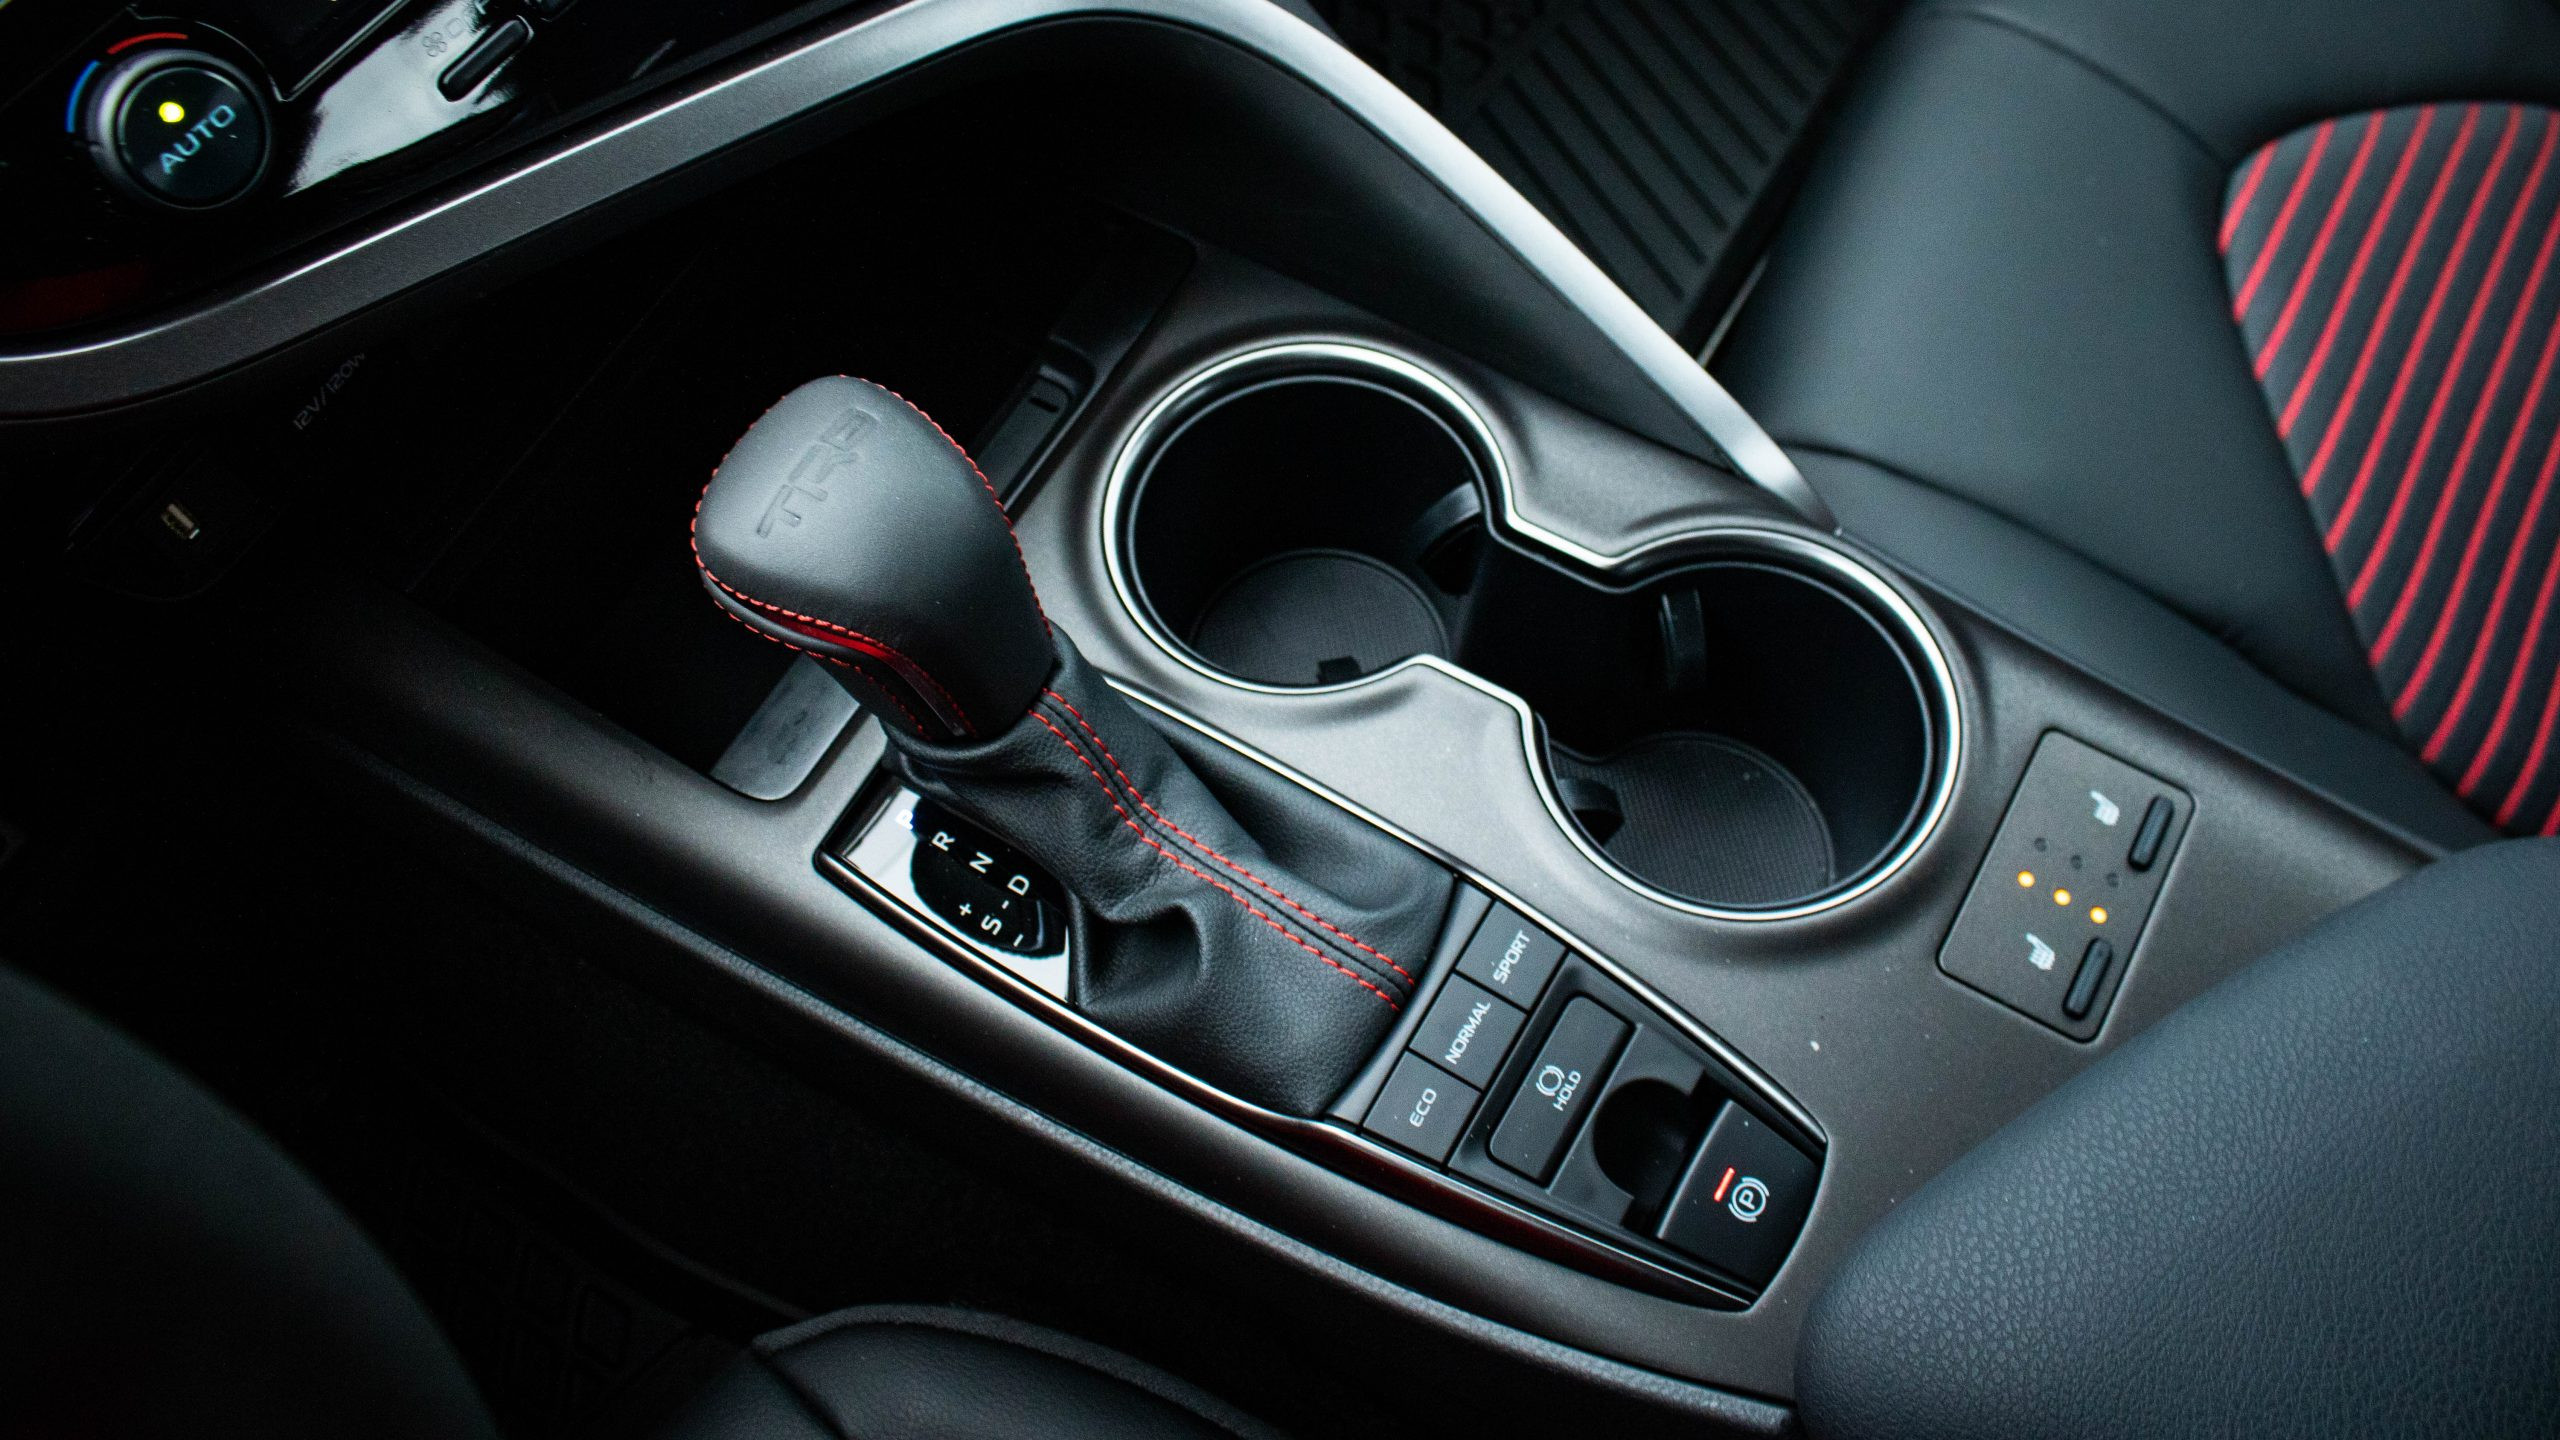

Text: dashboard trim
xmin=0 ymin=0 xmax=1831 ymax=526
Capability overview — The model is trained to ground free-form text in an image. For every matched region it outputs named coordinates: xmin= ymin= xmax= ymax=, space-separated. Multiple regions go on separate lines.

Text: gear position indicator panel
xmin=843 ymin=788 xmax=1072 ymax=998
xmin=1940 ymin=732 xmax=2190 ymax=1039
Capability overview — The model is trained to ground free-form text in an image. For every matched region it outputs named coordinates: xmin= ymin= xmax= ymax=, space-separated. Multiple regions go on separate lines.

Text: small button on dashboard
xmin=1655 ymin=1102 xmax=1818 ymax=1288
xmin=1453 ymin=902 xmax=1564 ymax=1006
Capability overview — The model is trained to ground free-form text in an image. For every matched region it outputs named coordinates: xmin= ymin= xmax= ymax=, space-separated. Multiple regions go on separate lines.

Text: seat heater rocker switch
xmin=1489 ymin=998 xmax=1628 ymax=1182
xmin=1363 ymin=1056 xmax=1479 ymax=1164
xmin=1656 ymin=1103 xmax=1819 ymax=1289
xmin=1940 ymin=733 xmax=2188 ymax=1039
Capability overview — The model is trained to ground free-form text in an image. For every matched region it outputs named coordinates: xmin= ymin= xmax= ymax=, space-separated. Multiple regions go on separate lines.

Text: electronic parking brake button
xmin=1489 ymin=998 xmax=1627 ymax=1182
xmin=1455 ymin=903 xmax=1565 ymax=1006
xmin=1656 ymin=1103 xmax=1818 ymax=1289
xmin=1409 ymin=975 xmax=1525 ymax=1089
xmin=1363 ymin=1056 xmax=1479 ymax=1164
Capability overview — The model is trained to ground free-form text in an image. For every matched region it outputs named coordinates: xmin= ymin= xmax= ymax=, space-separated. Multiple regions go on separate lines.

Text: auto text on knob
xmin=157 ymin=104 xmax=242 ymax=177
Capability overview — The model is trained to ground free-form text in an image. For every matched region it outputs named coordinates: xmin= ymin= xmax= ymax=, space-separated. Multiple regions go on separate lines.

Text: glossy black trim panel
xmin=0 ymin=0 xmax=1827 ymax=524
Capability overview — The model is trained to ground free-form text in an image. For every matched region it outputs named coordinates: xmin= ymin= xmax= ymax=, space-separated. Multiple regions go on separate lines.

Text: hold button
xmin=1488 ymin=997 xmax=1626 ymax=1182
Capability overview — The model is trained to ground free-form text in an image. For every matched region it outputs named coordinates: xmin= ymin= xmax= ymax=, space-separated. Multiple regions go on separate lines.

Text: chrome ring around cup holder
xmin=1099 ymin=339 xmax=1962 ymax=922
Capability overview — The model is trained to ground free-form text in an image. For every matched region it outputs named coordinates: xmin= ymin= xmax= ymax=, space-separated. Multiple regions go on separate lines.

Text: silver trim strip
xmin=1099 ymin=340 xmax=1963 ymax=923
xmin=0 ymin=0 xmax=1829 ymax=522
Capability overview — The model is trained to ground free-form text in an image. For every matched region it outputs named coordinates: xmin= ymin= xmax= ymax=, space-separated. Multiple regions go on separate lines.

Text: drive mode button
xmin=1362 ymin=1055 xmax=1479 ymax=1164
xmin=1409 ymin=975 xmax=1525 ymax=1089
xmin=1489 ymin=997 xmax=1628 ymax=1182
xmin=1454 ymin=902 xmax=1565 ymax=1006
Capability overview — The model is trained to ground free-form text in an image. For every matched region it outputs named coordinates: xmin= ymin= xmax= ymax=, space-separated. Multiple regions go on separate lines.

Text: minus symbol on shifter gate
xmin=1711 ymin=1166 xmax=1737 ymax=1204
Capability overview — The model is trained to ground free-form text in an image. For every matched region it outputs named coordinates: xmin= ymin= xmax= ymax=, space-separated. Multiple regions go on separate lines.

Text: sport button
xmin=1454 ymin=902 xmax=1565 ymax=1006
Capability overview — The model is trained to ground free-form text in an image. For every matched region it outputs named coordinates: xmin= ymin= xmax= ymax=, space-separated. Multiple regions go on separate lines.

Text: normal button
xmin=1408 ymin=975 xmax=1525 ymax=1089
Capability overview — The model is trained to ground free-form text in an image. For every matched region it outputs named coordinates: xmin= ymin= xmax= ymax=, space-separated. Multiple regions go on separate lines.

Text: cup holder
xmin=1106 ymin=346 xmax=1955 ymax=917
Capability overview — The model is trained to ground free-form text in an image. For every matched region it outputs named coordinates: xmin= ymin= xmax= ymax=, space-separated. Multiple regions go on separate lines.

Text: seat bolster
xmin=1801 ymin=448 xmax=2499 ymax=855
xmin=1912 ymin=0 xmax=2560 ymax=162
xmin=0 ymin=966 xmax=501 ymax=1440
xmin=1720 ymin=10 xmax=2398 ymax=731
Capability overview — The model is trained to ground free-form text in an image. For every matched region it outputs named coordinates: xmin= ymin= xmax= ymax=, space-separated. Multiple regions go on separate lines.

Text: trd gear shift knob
xmin=691 ymin=375 xmax=1053 ymax=741
xmin=688 ymin=374 xmax=1449 ymax=1117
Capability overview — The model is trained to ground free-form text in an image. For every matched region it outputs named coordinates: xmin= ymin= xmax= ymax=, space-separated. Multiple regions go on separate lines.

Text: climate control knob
xmin=82 ymin=49 xmax=271 ymax=210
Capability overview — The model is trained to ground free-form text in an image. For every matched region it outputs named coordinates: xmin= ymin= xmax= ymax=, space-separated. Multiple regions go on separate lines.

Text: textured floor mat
xmin=1313 ymin=0 xmax=1898 ymax=341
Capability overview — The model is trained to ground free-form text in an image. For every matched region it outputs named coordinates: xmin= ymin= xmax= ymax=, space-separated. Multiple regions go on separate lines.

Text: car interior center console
xmin=0 ymin=1 xmax=2435 ymax=1426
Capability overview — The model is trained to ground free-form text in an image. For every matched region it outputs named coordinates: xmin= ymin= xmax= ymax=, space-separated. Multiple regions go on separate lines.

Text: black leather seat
xmin=1718 ymin=0 xmax=2560 ymax=851
xmin=1797 ymin=837 xmax=2560 ymax=1437
xmin=0 ymin=964 xmax=1270 ymax=1440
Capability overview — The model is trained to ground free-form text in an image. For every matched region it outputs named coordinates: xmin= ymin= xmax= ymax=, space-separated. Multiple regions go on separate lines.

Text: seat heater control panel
xmin=1349 ymin=889 xmax=1822 ymax=1303
xmin=1940 ymin=732 xmax=2191 ymax=1039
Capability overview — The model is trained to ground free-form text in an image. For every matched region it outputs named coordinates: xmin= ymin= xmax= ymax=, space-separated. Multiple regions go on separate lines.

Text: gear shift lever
xmin=693 ymin=377 xmax=1450 ymax=1115
xmin=691 ymin=376 xmax=1052 ymax=740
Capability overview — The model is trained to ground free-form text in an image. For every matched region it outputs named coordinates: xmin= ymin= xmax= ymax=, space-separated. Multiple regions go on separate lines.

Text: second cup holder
xmin=1106 ymin=346 xmax=1955 ymax=917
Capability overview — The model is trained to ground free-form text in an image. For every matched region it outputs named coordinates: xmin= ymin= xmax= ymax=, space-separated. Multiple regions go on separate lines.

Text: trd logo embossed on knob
xmin=756 ymin=405 xmax=877 ymax=536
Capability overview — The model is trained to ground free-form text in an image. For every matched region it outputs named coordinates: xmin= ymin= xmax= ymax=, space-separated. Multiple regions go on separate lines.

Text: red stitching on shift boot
xmin=853 ymin=377 xmax=1052 ymax=639
xmin=1043 ymin=689 xmax=1414 ymax=985
xmin=1029 ymin=710 xmax=1399 ymax=1009
xmin=690 ymin=483 xmax=978 ymax=737
xmin=707 ymin=605 xmax=930 ymax=738
xmin=840 ymin=658 xmax=931 ymax=740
